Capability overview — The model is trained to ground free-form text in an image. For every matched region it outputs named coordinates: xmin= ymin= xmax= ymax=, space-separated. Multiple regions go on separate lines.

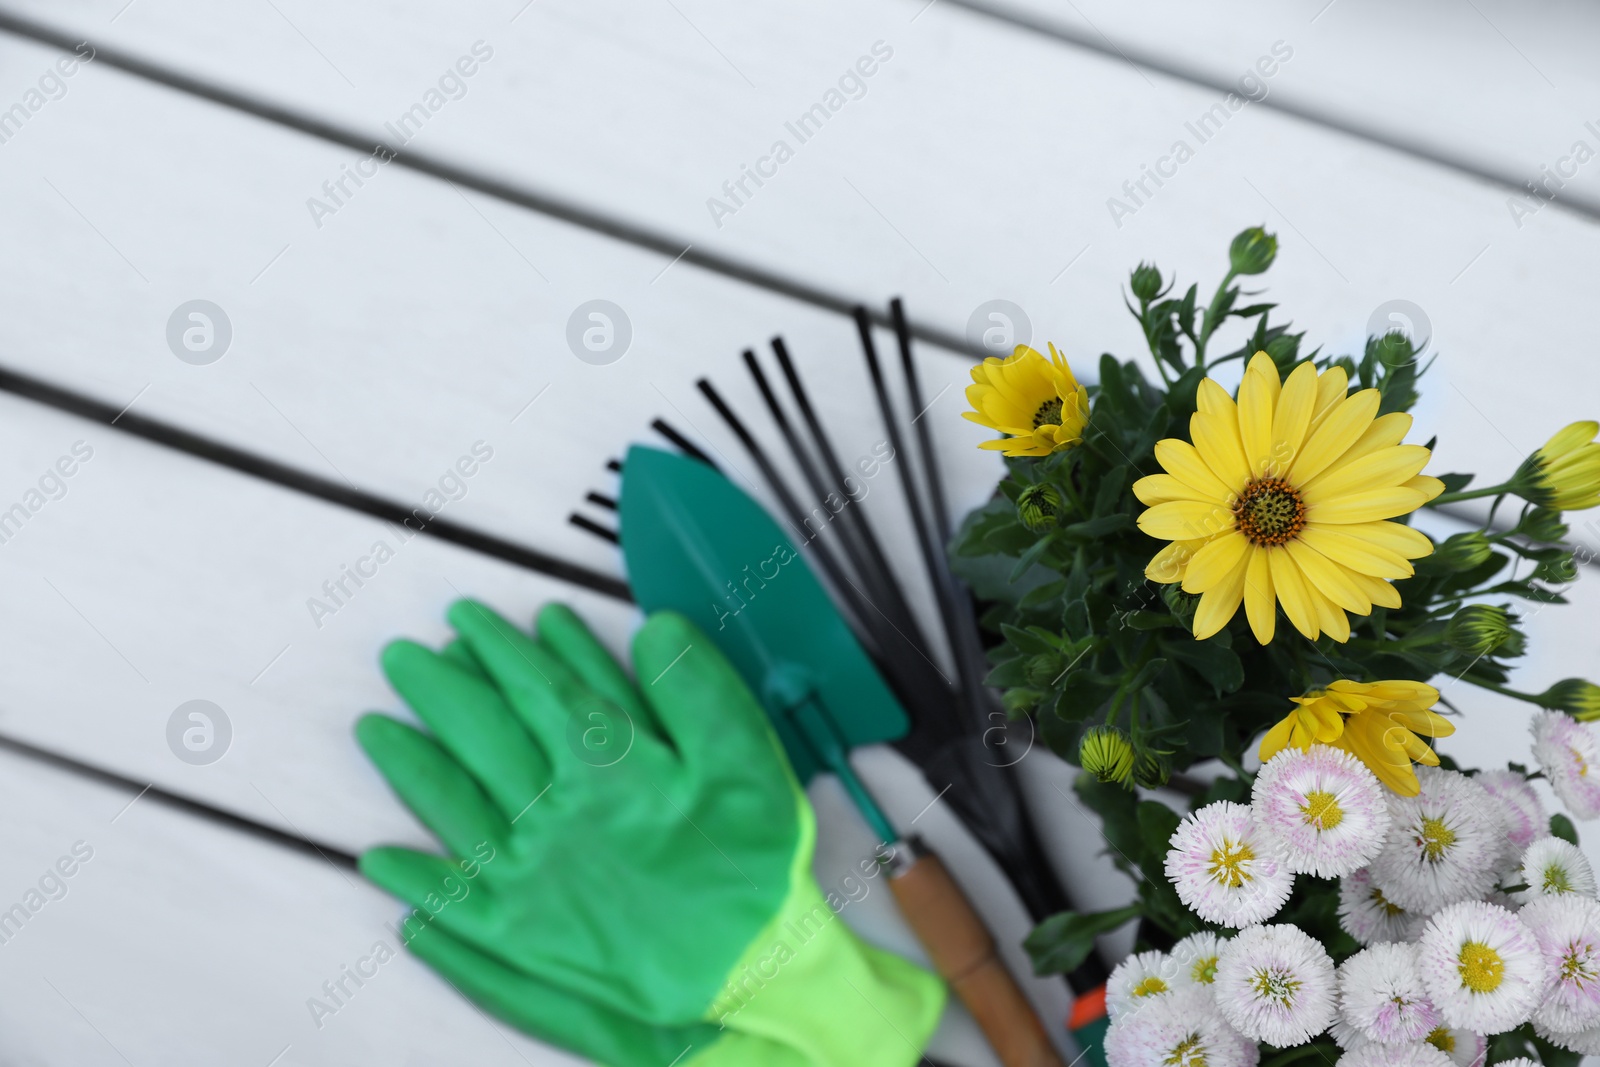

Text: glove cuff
xmin=706 ymin=811 xmax=946 ymax=1067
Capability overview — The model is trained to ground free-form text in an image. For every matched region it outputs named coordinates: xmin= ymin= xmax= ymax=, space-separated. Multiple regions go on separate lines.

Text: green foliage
xmin=953 ymin=229 xmax=1585 ymax=954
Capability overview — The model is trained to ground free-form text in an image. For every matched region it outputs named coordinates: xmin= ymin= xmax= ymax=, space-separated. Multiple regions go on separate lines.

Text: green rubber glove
xmin=356 ymin=600 xmax=945 ymax=1067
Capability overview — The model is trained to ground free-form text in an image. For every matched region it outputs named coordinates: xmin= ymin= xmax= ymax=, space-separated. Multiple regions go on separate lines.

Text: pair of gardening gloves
xmin=356 ymin=599 xmax=946 ymax=1067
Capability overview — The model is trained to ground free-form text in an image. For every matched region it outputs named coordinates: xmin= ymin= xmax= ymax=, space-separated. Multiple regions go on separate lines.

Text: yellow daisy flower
xmin=1518 ymin=420 xmax=1600 ymax=511
xmin=1259 ymin=679 xmax=1453 ymax=796
xmin=963 ymin=343 xmax=1090 ymax=457
xmin=1135 ymin=353 xmax=1442 ymax=643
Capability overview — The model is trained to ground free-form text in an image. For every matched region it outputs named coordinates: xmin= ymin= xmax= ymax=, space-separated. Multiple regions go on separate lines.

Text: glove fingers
xmin=440 ymin=638 xmax=488 ymax=680
xmin=356 ymin=713 xmax=510 ymax=857
xmin=401 ymin=916 xmax=725 ymax=1067
xmin=633 ymin=612 xmax=786 ymax=771
xmin=535 ymin=603 xmax=663 ymax=739
xmin=447 ymin=599 xmax=589 ymax=753
xmin=358 ymin=846 xmax=498 ymax=942
xmin=382 ymin=639 xmax=550 ymax=820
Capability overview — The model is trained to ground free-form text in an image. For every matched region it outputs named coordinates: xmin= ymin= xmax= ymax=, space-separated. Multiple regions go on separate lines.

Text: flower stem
xmin=1430 ymin=483 xmax=1513 ymax=506
xmin=1461 ymin=676 xmax=1544 ymax=706
xmin=1193 ymin=269 xmax=1237 ymax=370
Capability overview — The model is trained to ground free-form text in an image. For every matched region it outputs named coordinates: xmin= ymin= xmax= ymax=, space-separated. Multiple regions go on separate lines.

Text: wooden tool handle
xmin=887 ymin=838 xmax=1066 ymax=1067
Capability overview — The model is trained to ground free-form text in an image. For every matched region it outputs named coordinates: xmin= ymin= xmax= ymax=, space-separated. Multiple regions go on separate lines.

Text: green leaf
xmin=1161 ymin=636 xmax=1245 ymax=694
xmin=1024 ymin=904 xmax=1142 ymax=976
xmin=1136 ymin=799 xmax=1181 ymax=859
xmin=1436 ymin=472 xmax=1474 ymax=493
xmin=1552 ymin=812 xmax=1580 ymax=846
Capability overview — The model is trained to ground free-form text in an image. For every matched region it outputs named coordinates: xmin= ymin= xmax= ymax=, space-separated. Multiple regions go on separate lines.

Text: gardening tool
xmin=622 ymin=444 xmax=1068 ymax=1067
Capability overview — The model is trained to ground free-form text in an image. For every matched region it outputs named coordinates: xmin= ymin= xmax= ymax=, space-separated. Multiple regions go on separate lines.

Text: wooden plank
xmin=0 ymin=387 xmax=1080 ymax=1061
xmin=946 ymin=0 xmax=1600 ymax=219
xmin=0 ymin=10 xmax=1591 ymax=556
xmin=0 ymin=741 xmax=1026 ymax=1064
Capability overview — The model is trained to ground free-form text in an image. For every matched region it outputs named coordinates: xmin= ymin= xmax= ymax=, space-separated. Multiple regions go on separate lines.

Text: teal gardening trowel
xmin=621 ymin=445 xmax=1074 ymax=1067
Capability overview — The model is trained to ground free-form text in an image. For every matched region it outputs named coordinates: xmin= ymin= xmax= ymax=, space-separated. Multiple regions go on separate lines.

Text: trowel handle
xmin=887 ymin=837 xmax=1066 ymax=1067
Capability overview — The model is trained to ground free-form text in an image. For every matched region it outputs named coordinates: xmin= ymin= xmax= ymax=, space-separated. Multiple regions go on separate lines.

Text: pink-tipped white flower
xmin=1252 ymin=745 xmax=1391 ymax=878
xmin=1171 ymin=931 xmax=1229 ymax=992
xmin=1329 ymin=1015 xmax=1373 ymax=1052
xmin=1485 ymin=1059 xmax=1537 ymax=1067
xmin=1417 ymin=900 xmax=1550 ymax=1034
xmin=1516 ymin=836 xmax=1598 ymax=904
xmin=1104 ymin=985 xmax=1257 ymax=1067
xmin=1107 ymin=949 xmax=1179 ymax=1021
xmin=1535 ymin=1016 xmax=1600 ymax=1055
xmin=1213 ymin=924 xmax=1337 ymax=1046
xmin=1165 ymin=801 xmax=1293 ymax=928
xmin=1520 ymin=894 xmax=1600 ymax=1035
xmin=1532 ymin=711 xmax=1600 ymax=820
xmin=1420 ymin=1025 xmax=1486 ymax=1067
xmin=1369 ymin=768 xmax=1504 ymax=913
xmin=1335 ymin=1042 xmax=1454 ymax=1066
xmin=1338 ymin=942 xmax=1440 ymax=1045
xmin=1476 ymin=769 xmax=1547 ymax=854
xmin=1339 ymin=867 xmax=1424 ymax=946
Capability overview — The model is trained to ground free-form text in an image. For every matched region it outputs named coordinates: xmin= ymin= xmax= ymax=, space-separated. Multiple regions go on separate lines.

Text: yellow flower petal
xmin=1331 ymin=411 xmax=1413 ymax=468
xmin=1146 ymin=538 xmax=1206 ymax=584
xmin=1297 ymin=524 xmax=1415 ymax=579
xmin=1268 ymin=547 xmax=1321 ymax=639
xmin=1307 ymin=364 xmax=1350 ymax=434
xmin=1191 ymin=412 xmax=1251 ymax=491
xmin=1270 ymin=361 xmax=1319 ymax=476
xmin=1137 ymin=500 xmax=1234 ymax=541
xmin=1302 ymin=445 xmax=1432 ymax=504
xmin=1193 ymin=549 xmax=1251 ymax=640
xmin=1133 ymin=473 xmax=1220 ymax=506
xmin=1183 ymin=530 xmax=1250 ymax=594
xmin=1541 ymin=420 xmax=1600 ymax=460
xmin=1237 ymin=354 xmax=1280 ymax=479
xmin=1307 ymin=487 xmax=1428 ymax=525
xmin=1196 ymin=377 xmax=1236 ymax=417
xmin=1285 ymin=539 xmax=1370 ymax=615
xmin=1404 ymin=475 xmax=1446 ymax=503
xmin=1289 ymin=388 xmax=1381 ymax=486
xmin=1346 ymin=571 xmax=1403 ymax=610
xmin=1244 ymin=548 xmax=1276 ymax=644
xmin=1155 ymin=439 xmax=1236 ymax=503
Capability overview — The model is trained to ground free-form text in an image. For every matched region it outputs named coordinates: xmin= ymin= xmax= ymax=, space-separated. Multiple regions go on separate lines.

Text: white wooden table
xmin=0 ymin=2 xmax=1595 ymax=1062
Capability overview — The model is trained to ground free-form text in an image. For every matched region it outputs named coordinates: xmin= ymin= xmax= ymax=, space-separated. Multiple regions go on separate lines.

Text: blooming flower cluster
xmin=1107 ymin=722 xmax=1600 ymax=1065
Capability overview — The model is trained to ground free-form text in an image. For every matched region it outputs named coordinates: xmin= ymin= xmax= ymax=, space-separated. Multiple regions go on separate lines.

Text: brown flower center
xmin=1033 ymin=397 xmax=1064 ymax=428
xmin=1233 ymin=478 xmax=1306 ymax=546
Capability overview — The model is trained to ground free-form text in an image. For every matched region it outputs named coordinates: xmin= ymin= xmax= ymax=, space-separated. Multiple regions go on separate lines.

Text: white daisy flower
xmin=1516 ymin=836 xmax=1598 ymax=904
xmin=1165 ymin=801 xmax=1293 ymax=928
xmin=1104 ymin=985 xmax=1257 ymax=1067
xmin=1520 ymin=894 xmax=1600 ymax=1035
xmin=1335 ymin=1041 xmax=1454 ymax=1066
xmin=1213 ymin=923 xmax=1337 ymax=1046
xmin=1532 ymin=711 xmax=1600 ymax=820
xmin=1476 ymin=768 xmax=1547 ymax=853
xmin=1171 ymin=931 xmax=1229 ymax=991
xmin=1417 ymin=900 xmax=1549 ymax=1034
xmin=1338 ymin=942 xmax=1440 ymax=1044
xmin=1535 ymin=1015 xmax=1600 ymax=1055
xmin=1252 ymin=745 xmax=1391 ymax=878
xmin=1369 ymin=768 xmax=1504 ymax=913
xmin=1107 ymin=949 xmax=1179 ymax=1021
xmin=1420 ymin=1024 xmax=1485 ymax=1067
xmin=1339 ymin=867 xmax=1424 ymax=946
xmin=1484 ymin=1059 xmax=1537 ymax=1067
xmin=1329 ymin=1015 xmax=1373 ymax=1051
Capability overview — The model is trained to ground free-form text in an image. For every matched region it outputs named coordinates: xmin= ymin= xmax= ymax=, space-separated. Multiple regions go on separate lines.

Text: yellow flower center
xmin=1457 ymin=941 xmax=1505 ymax=993
xmin=1417 ymin=816 xmax=1456 ymax=861
xmin=1544 ymin=864 xmax=1574 ymax=894
xmin=1192 ymin=956 xmax=1219 ymax=984
xmin=1163 ymin=1036 xmax=1204 ymax=1066
xmin=1208 ymin=840 xmax=1255 ymax=888
xmin=1570 ymin=745 xmax=1589 ymax=778
xmin=1032 ymin=397 xmax=1064 ymax=428
xmin=1133 ymin=976 xmax=1169 ymax=997
xmin=1368 ymin=885 xmax=1405 ymax=917
xmin=1427 ymin=1027 xmax=1455 ymax=1053
xmin=1233 ymin=478 xmax=1306 ymax=547
xmin=1250 ymin=966 xmax=1301 ymax=1006
xmin=1300 ymin=790 xmax=1344 ymax=830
